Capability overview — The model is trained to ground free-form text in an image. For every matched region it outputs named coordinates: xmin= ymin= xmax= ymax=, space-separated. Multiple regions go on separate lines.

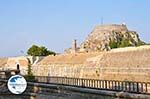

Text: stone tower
xmin=71 ymin=39 xmax=77 ymax=53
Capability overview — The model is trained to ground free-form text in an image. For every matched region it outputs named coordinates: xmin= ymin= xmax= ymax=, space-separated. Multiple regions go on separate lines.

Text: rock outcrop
xmin=80 ymin=24 xmax=144 ymax=52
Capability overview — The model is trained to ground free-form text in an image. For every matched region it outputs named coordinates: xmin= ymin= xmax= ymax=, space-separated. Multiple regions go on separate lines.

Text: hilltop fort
xmin=65 ymin=24 xmax=144 ymax=53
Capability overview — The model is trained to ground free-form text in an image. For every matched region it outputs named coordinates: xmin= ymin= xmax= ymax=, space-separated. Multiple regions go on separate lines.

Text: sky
xmin=0 ymin=0 xmax=150 ymax=57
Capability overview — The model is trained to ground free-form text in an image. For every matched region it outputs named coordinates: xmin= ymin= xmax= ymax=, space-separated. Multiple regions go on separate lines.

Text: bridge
xmin=0 ymin=73 xmax=150 ymax=99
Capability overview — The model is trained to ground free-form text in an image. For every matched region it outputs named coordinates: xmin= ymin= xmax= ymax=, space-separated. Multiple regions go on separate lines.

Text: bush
xmin=109 ymin=39 xmax=132 ymax=49
xmin=119 ymin=39 xmax=131 ymax=48
xmin=109 ymin=40 xmax=118 ymax=49
xmin=136 ymin=40 xmax=146 ymax=46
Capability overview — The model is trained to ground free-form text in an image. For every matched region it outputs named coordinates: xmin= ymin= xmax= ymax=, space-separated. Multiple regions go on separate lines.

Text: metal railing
xmin=31 ymin=76 xmax=150 ymax=94
xmin=0 ymin=74 xmax=150 ymax=94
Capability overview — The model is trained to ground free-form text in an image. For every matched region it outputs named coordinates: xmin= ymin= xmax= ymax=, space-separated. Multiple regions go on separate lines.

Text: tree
xmin=25 ymin=58 xmax=35 ymax=81
xmin=27 ymin=45 xmax=56 ymax=56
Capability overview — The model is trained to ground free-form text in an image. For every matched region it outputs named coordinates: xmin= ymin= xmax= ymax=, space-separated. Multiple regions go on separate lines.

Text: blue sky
xmin=0 ymin=0 xmax=150 ymax=57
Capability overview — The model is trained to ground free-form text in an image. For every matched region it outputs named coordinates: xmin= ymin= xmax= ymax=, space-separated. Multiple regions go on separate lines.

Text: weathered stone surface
xmin=0 ymin=56 xmax=45 ymax=75
xmin=32 ymin=52 xmax=100 ymax=77
xmin=80 ymin=24 xmax=142 ymax=52
xmin=0 ymin=58 xmax=7 ymax=67
xmin=33 ymin=45 xmax=150 ymax=82
xmin=81 ymin=45 xmax=150 ymax=81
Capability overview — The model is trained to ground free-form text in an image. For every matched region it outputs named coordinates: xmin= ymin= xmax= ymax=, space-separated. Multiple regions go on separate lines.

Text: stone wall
xmin=32 ymin=53 xmax=100 ymax=77
xmin=32 ymin=45 xmax=150 ymax=82
xmin=32 ymin=64 xmax=84 ymax=77
xmin=0 ymin=58 xmax=7 ymax=67
xmin=81 ymin=45 xmax=150 ymax=82
xmin=1 ymin=46 xmax=150 ymax=82
xmin=93 ymin=24 xmax=128 ymax=32
xmin=0 ymin=56 xmax=44 ymax=75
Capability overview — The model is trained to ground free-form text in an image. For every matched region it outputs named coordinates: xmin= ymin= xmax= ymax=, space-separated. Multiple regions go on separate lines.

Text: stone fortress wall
xmin=0 ymin=56 xmax=43 ymax=75
xmin=82 ymin=45 xmax=150 ymax=82
xmin=0 ymin=56 xmax=29 ymax=74
xmin=32 ymin=45 xmax=150 ymax=82
xmin=0 ymin=45 xmax=150 ymax=82
xmin=93 ymin=24 xmax=128 ymax=32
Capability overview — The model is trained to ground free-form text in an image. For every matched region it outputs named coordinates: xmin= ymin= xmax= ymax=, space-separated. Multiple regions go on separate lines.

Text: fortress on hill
xmin=0 ymin=23 xmax=150 ymax=82
xmin=65 ymin=24 xmax=142 ymax=53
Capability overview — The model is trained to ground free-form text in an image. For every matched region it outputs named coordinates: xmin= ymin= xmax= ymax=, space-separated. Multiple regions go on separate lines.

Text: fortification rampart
xmin=94 ymin=24 xmax=128 ymax=32
xmin=32 ymin=45 xmax=150 ymax=82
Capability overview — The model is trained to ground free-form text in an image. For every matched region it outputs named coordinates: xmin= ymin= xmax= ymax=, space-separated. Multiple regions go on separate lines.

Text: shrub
xmin=119 ymin=39 xmax=131 ymax=48
xmin=109 ymin=40 xmax=118 ymax=49
xmin=109 ymin=39 xmax=132 ymax=49
xmin=24 ymin=58 xmax=36 ymax=82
